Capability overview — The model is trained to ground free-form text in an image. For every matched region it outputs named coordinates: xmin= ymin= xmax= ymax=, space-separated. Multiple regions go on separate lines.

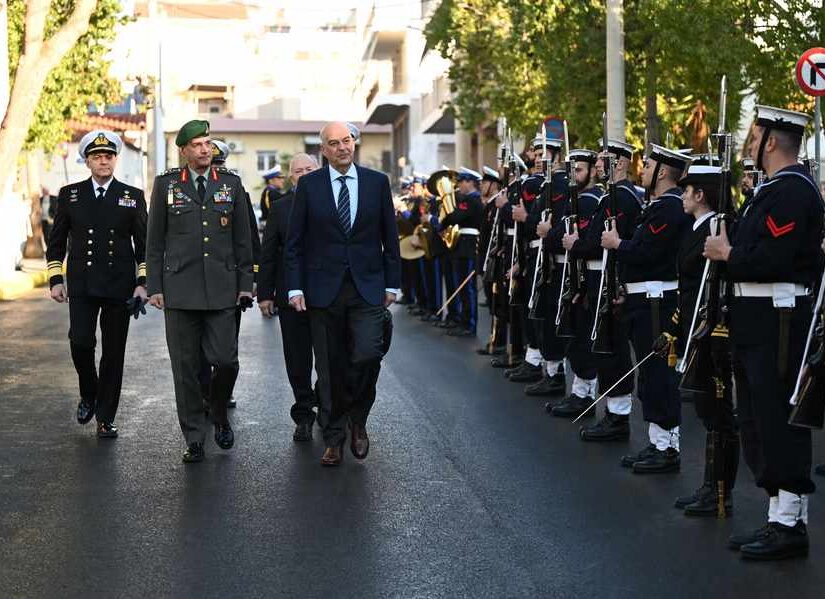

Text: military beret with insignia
xmin=175 ymin=119 xmax=210 ymax=147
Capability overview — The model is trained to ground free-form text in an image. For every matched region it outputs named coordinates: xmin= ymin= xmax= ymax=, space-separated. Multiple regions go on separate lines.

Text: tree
xmin=426 ymin=0 xmax=824 ymax=152
xmin=2 ymin=0 xmax=123 ymax=257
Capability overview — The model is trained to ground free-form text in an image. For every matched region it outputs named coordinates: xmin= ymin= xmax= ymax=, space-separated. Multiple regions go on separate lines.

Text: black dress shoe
xmin=508 ymin=362 xmax=543 ymax=383
xmin=551 ymin=394 xmax=593 ymax=418
xmin=182 ymin=442 xmax=205 ymax=463
xmin=632 ymin=448 xmax=680 ymax=474
xmin=526 ymin=374 xmax=566 ymax=396
xmin=350 ymin=423 xmax=369 ymax=460
xmin=579 ymin=410 xmax=629 ymax=442
xmin=740 ymin=522 xmax=808 ymax=560
xmin=447 ymin=327 xmax=475 ymax=337
xmin=227 ymin=397 xmax=237 ymax=409
xmin=674 ymin=484 xmax=707 ymax=509
xmin=491 ymin=355 xmax=520 ymax=369
xmin=683 ymin=487 xmax=733 ymax=517
xmin=621 ymin=443 xmax=656 ymax=468
xmin=214 ymin=424 xmax=235 ymax=450
xmin=96 ymin=422 xmax=118 ymax=439
xmin=293 ymin=422 xmax=313 ymax=442
xmin=76 ymin=399 xmax=95 ymax=425
xmin=320 ymin=445 xmax=343 ymax=466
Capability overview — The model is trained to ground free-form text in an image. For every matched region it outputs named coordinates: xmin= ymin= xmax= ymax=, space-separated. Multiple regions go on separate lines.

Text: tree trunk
xmin=644 ymin=56 xmax=661 ymax=146
xmin=23 ymin=150 xmax=44 ymax=258
xmin=0 ymin=0 xmax=97 ymax=175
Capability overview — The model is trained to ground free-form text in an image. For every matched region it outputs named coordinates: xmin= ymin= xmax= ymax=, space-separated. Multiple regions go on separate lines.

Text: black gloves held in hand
xmin=125 ymin=296 xmax=147 ymax=320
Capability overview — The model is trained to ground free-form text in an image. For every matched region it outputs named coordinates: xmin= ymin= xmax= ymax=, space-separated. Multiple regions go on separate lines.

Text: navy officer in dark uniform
xmin=146 ymin=120 xmax=254 ymax=463
xmin=600 ymin=144 xmax=691 ymax=472
xmin=46 ymin=130 xmax=147 ymax=438
xmin=705 ymin=106 xmax=821 ymax=560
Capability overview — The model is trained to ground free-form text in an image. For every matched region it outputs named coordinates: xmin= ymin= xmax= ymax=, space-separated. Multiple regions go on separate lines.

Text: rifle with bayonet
xmin=591 ymin=112 xmax=619 ymax=355
xmin=528 ymin=123 xmax=553 ymax=320
xmin=555 ymin=120 xmax=581 ymax=338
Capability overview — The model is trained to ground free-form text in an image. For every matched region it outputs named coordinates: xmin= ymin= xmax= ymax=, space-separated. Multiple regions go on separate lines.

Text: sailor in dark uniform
xmin=46 ymin=130 xmax=147 ymax=438
xmin=259 ymin=165 xmax=285 ymax=225
xmin=566 ymin=141 xmax=640 ymax=424
xmin=548 ymin=149 xmax=602 ymax=415
xmin=527 ymin=141 xmax=569 ymax=397
xmin=600 ymin=144 xmax=691 ymax=473
xmin=506 ymin=151 xmax=548 ymax=382
xmin=656 ymin=164 xmax=739 ymax=516
xmin=477 ymin=166 xmax=506 ymax=355
xmin=146 ymin=120 xmax=254 ymax=463
xmin=704 ymin=106 xmax=821 ymax=560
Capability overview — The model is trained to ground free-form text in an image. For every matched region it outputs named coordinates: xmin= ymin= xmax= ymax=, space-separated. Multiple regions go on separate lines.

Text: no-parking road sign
xmin=796 ymin=48 xmax=825 ymax=97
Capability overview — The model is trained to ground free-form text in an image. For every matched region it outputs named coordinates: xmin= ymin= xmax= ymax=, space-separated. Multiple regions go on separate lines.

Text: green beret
xmin=175 ymin=120 xmax=210 ymax=147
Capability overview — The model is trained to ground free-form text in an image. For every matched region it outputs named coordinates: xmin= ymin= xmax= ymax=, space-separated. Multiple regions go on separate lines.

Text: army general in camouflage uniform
xmin=146 ymin=120 xmax=254 ymax=463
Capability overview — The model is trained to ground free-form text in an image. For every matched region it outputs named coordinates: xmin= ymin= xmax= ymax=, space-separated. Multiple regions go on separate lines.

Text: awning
xmin=364 ymin=94 xmax=410 ymax=126
xmin=421 ymin=107 xmax=455 ymax=134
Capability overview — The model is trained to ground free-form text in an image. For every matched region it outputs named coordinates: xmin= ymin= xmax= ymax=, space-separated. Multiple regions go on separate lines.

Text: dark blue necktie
xmin=337 ymin=175 xmax=351 ymax=235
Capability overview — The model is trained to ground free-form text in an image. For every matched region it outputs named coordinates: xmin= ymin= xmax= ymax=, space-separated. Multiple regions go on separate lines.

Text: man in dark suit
xmin=259 ymin=153 xmax=320 ymax=442
xmin=146 ymin=120 xmax=254 ymax=463
xmin=285 ymin=121 xmax=401 ymax=467
xmin=46 ymin=130 xmax=147 ymax=438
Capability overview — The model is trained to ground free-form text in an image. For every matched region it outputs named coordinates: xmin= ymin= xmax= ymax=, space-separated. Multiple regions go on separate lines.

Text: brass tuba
xmin=427 ymin=169 xmax=460 ymax=249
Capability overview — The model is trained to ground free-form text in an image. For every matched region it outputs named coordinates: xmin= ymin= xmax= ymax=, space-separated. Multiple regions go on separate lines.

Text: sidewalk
xmin=0 ymin=258 xmax=49 ymax=300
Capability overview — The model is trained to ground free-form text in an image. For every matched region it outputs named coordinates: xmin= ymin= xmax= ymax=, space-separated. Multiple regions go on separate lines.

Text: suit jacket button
xmin=203 ymin=252 xmax=209 ymax=257
xmin=203 ymin=221 xmax=208 ymax=226
xmin=109 ymin=240 xmax=114 ymax=245
xmin=108 ymin=251 xmax=113 ymax=256
xmin=203 ymin=237 xmax=209 ymax=242
xmin=87 ymin=250 xmax=92 ymax=255
xmin=108 ymin=262 xmax=113 ymax=267
xmin=88 ymin=228 xmax=93 ymax=234
xmin=86 ymin=261 xmax=92 ymax=266
xmin=87 ymin=240 xmax=93 ymax=245
xmin=109 ymin=229 xmax=114 ymax=234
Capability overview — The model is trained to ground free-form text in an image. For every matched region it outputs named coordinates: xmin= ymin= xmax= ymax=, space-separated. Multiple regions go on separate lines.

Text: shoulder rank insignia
xmin=69 ymin=188 xmax=79 ymax=202
xmin=214 ymin=166 xmax=239 ymax=177
xmin=159 ymin=167 xmax=182 ymax=178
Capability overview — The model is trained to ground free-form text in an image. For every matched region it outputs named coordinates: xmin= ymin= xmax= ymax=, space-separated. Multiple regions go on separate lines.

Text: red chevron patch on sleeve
xmin=578 ymin=218 xmax=591 ymax=230
xmin=552 ymin=194 xmax=565 ymax=203
xmin=765 ymin=215 xmax=795 ymax=238
xmin=605 ymin=208 xmax=624 ymax=219
xmin=648 ymin=223 xmax=667 ymax=235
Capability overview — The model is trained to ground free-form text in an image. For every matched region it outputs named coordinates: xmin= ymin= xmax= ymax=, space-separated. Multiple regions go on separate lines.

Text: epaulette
xmin=159 ymin=167 xmax=182 ymax=177
xmin=710 ymin=324 xmax=729 ymax=339
xmin=214 ymin=166 xmax=240 ymax=177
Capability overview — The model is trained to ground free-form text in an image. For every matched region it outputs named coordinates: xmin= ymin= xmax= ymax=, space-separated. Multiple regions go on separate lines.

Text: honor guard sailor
xmin=146 ymin=119 xmax=254 ymax=463
xmin=598 ymin=144 xmax=692 ymax=472
xmin=704 ymin=105 xmax=822 ymax=560
xmin=46 ymin=130 xmax=148 ymax=438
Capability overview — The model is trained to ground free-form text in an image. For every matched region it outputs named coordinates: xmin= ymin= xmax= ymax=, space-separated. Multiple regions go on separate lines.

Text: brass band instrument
xmin=427 ymin=169 xmax=460 ymax=249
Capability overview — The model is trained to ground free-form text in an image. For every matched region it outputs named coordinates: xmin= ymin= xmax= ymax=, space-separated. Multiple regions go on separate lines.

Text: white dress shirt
xmin=91 ymin=176 xmax=114 ymax=197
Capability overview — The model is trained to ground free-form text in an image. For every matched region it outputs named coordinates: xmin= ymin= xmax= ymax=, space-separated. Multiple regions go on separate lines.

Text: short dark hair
xmin=769 ymin=128 xmax=802 ymax=157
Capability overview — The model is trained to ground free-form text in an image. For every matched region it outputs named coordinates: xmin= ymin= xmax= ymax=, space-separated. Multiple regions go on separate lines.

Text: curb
xmin=0 ymin=269 xmax=49 ymax=300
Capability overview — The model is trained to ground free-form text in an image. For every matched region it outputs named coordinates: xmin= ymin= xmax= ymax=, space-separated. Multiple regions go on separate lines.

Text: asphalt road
xmin=1 ymin=290 xmax=823 ymax=599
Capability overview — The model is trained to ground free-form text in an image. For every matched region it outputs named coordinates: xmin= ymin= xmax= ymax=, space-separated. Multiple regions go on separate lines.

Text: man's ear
xmin=764 ymin=133 xmax=777 ymax=154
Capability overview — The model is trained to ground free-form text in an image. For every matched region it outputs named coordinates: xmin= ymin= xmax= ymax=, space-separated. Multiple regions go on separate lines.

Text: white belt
xmin=506 ymin=227 xmax=516 ymax=236
xmin=529 ymin=239 xmax=542 ymax=249
xmin=625 ymin=280 xmax=678 ymax=298
xmin=586 ymin=259 xmax=603 ymax=271
xmin=458 ymin=227 xmax=479 ymax=235
xmin=733 ymin=282 xmax=808 ymax=308
xmin=553 ymin=254 xmax=566 ymax=264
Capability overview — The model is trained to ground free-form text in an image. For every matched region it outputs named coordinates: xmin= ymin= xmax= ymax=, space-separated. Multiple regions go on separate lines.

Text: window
xmin=198 ymin=97 xmax=227 ymax=115
xmin=257 ymin=151 xmax=279 ymax=172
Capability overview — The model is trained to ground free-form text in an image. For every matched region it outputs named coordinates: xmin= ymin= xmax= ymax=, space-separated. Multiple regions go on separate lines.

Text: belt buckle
xmin=645 ymin=281 xmax=664 ymax=299
xmin=772 ymin=282 xmax=796 ymax=309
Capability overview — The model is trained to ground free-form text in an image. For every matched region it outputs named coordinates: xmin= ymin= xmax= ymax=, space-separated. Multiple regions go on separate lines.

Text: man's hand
xmin=149 ymin=293 xmax=164 ymax=310
xmin=290 ymin=293 xmax=306 ymax=312
xmin=259 ymin=299 xmax=276 ymax=318
xmin=652 ymin=332 xmax=676 ymax=358
xmin=601 ymin=227 xmax=620 ymax=250
xmin=703 ymin=227 xmax=731 ymax=262
xmin=494 ymin=194 xmax=508 ymax=209
xmin=562 ymin=231 xmax=579 ymax=251
xmin=237 ymin=291 xmax=254 ymax=311
xmin=133 ymin=285 xmax=148 ymax=302
xmin=50 ymin=284 xmax=67 ymax=303
xmin=512 ymin=201 xmax=528 ymax=223
xmin=385 ymin=292 xmax=397 ymax=307
xmin=536 ymin=220 xmax=551 ymax=238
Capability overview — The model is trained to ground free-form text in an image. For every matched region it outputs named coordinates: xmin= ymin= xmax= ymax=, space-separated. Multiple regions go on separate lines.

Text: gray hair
xmin=289 ymin=153 xmax=319 ymax=172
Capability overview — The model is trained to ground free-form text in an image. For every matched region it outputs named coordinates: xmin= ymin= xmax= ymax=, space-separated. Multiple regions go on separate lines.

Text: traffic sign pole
xmin=816 ymin=96 xmax=821 ymax=187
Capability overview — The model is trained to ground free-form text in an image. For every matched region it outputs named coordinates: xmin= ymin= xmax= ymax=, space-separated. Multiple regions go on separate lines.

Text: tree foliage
xmin=6 ymin=0 xmax=124 ymax=153
xmin=426 ymin=0 xmax=824 ymax=150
